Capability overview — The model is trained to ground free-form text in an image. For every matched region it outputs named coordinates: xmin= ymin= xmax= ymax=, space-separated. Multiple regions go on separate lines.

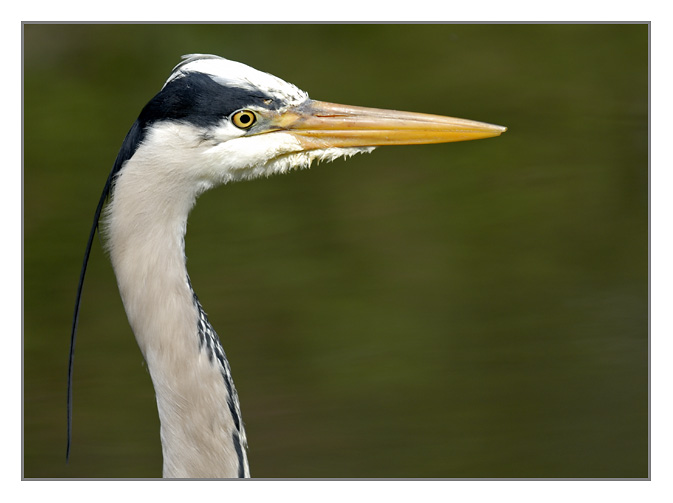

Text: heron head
xmin=113 ymin=54 xmax=506 ymax=193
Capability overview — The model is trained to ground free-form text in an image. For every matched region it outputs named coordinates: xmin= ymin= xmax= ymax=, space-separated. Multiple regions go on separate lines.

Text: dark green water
xmin=23 ymin=24 xmax=648 ymax=478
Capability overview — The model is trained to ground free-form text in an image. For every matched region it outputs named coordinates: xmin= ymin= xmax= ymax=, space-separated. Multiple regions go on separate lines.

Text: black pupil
xmin=240 ymin=114 xmax=251 ymax=124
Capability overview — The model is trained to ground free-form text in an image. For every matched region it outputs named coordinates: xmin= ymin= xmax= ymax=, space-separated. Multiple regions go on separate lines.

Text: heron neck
xmin=103 ymin=157 xmax=248 ymax=478
xmin=104 ymin=168 xmax=196 ymax=358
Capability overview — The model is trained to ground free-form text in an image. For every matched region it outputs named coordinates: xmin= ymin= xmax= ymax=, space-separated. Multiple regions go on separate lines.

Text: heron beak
xmin=268 ymin=100 xmax=506 ymax=149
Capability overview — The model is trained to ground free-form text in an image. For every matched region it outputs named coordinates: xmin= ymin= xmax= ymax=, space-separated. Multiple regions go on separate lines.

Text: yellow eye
xmin=231 ymin=110 xmax=257 ymax=129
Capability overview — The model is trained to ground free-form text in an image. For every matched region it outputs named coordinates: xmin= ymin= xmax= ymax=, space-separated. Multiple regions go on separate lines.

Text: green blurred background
xmin=23 ymin=24 xmax=648 ymax=478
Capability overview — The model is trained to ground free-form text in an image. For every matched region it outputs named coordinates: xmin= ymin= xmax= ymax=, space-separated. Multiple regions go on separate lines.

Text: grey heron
xmin=67 ymin=54 xmax=506 ymax=478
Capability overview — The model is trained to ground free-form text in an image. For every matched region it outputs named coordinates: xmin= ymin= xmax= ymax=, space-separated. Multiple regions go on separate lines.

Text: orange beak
xmin=267 ymin=99 xmax=506 ymax=149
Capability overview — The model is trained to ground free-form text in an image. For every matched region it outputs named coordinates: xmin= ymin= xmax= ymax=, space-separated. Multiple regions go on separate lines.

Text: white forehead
xmin=166 ymin=54 xmax=309 ymax=105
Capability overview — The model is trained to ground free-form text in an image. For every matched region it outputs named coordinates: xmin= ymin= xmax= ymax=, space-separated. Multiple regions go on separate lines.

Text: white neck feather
xmin=103 ymin=133 xmax=249 ymax=478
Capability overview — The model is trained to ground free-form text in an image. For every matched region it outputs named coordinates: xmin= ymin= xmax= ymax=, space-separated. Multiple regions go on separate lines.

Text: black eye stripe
xmin=137 ymin=72 xmax=278 ymax=131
